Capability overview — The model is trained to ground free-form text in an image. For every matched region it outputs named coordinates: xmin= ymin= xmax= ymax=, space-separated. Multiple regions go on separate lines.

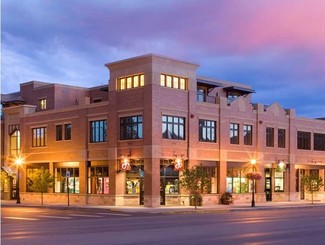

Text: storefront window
xmin=274 ymin=170 xmax=284 ymax=192
xmin=88 ymin=166 xmax=109 ymax=194
xmin=126 ymin=165 xmax=144 ymax=194
xmin=226 ymin=167 xmax=252 ymax=193
xmin=160 ymin=165 xmax=179 ymax=195
xmin=55 ymin=167 xmax=79 ymax=193
xmin=200 ymin=166 xmax=217 ymax=194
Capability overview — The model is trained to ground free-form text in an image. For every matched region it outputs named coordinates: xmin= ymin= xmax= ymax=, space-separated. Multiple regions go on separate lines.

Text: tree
xmin=301 ymin=174 xmax=324 ymax=204
xmin=28 ymin=167 xmax=54 ymax=205
xmin=180 ymin=165 xmax=210 ymax=209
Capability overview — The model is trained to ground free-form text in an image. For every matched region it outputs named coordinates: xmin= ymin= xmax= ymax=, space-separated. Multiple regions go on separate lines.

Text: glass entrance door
xmin=160 ymin=178 xmax=166 ymax=205
xmin=265 ymin=168 xmax=272 ymax=201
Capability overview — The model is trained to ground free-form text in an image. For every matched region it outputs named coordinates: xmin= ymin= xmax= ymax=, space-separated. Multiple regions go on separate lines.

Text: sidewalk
xmin=2 ymin=199 xmax=325 ymax=214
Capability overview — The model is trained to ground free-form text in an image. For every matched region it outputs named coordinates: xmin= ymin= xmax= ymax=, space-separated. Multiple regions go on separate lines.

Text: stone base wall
xmin=20 ymin=191 xmax=322 ymax=206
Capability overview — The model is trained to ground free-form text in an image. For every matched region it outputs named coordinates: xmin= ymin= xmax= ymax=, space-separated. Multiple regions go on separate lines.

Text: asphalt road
xmin=2 ymin=206 xmax=325 ymax=245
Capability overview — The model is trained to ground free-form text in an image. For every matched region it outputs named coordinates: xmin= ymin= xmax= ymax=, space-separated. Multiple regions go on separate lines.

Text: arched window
xmin=10 ymin=130 xmax=20 ymax=156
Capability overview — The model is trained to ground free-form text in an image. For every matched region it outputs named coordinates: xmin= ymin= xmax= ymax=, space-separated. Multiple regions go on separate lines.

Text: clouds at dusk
xmin=2 ymin=0 xmax=325 ymax=117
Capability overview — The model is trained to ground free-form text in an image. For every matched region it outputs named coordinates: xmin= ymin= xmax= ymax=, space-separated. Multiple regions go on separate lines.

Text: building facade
xmin=1 ymin=54 xmax=325 ymax=207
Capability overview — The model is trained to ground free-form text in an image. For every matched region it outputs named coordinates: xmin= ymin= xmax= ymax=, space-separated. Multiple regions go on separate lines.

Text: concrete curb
xmin=2 ymin=200 xmax=325 ymax=214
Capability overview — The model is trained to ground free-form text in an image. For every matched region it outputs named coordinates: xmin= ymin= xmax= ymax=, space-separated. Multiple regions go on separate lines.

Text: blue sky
xmin=2 ymin=0 xmax=325 ymax=118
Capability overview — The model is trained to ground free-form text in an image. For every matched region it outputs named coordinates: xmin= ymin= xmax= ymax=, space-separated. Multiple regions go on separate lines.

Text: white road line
xmin=97 ymin=212 xmax=131 ymax=216
xmin=69 ymin=214 xmax=102 ymax=218
xmin=39 ymin=215 xmax=72 ymax=219
xmin=4 ymin=217 xmax=39 ymax=221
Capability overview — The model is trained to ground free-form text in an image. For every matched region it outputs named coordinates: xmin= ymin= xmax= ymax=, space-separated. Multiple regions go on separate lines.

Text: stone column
xmin=144 ymin=158 xmax=160 ymax=207
xmin=218 ymin=160 xmax=227 ymax=194
xmin=288 ymin=164 xmax=298 ymax=201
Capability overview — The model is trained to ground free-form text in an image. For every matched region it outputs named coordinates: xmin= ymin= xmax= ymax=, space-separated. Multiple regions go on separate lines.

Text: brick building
xmin=1 ymin=54 xmax=325 ymax=207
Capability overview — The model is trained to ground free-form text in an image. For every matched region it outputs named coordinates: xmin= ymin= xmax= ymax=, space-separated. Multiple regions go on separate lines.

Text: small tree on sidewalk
xmin=180 ymin=165 xmax=210 ymax=209
xmin=28 ymin=167 xmax=54 ymax=205
xmin=301 ymin=174 xmax=324 ymax=204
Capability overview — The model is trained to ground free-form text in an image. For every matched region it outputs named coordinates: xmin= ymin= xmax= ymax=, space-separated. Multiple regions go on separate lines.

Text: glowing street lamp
xmin=16 ymin=158 xmax=23 ymax=204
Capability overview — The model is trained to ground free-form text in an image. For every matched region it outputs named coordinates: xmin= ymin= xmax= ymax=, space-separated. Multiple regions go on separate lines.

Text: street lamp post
xmin=16 ymin=158 xmax=22 ymax=204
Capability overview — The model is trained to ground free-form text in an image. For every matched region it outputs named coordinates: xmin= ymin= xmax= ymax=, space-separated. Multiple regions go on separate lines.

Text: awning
xmin=1 ymin=166 xmax=15 ymax=175
xmin=223 ymin=86 xmax=255 ymax=95
xmin=197 ymin=79 xmax=222 ymax=92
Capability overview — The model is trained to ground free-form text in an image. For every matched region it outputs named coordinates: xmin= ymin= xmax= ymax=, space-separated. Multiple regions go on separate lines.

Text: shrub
xmin=220 ymin=192 xmax=233 ymax=205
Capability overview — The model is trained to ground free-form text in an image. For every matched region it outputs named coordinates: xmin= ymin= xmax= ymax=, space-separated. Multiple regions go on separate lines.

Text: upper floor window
xmin=90 ymin=120 xmax=107 ymax=143
xmin=39 ymin=98 xmax=46 ymax=110
xmin=243 ymin=125 xmax=253 ymax=145
xmin=56 ymin=125 xmax=63 ymax=141
xmin=120 ymin=116 xmax=143 ymax=140
xmin=297 ymin=131 xmax=311 ymax=150
xmin=199 ymin=119 xmax=216 ymax=142
xmin=278 ymin=129 xmax=286 ymax=148
xmin=56 ymin=124 xmax=72 ymax=141
xmin=197 ymin=88 xmax=206 ymax=102
xmin=162 ymin=115 xmax=185 ymax=140
xmin=230 ymin=123 xmax=239 ymax=144
xmin=266 ymin=127 xmax=274 ymax=147
xmin=118 ymin=74 xmax=144 ymax=90
xmin=64 ymin=124 xmax=72 ymax=140
xmin=160 ymin=74 xmax=186 ymax=90
xmin=10 ymin=130 xmax=20 ymax=156
xmin=314 ymin=133 xmax=325 ymax=151
xmin=32 ymin=127 xmax=47 ymax=147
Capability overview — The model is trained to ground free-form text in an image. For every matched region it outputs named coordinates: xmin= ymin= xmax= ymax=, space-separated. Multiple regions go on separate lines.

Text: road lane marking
xmin=4 ymin=217 xmax=39 ymax=221
xmin=39 ymin=215 xmax=72 ymax=219
xmin=69 ymin=214 xmax=102 ymax=218
xmin=97 ymin=212 xmax=131 ymax=217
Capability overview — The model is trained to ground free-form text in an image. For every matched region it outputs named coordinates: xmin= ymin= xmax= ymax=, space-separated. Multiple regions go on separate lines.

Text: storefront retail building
xmin=1 ymin=54 xmax=325 ymax=207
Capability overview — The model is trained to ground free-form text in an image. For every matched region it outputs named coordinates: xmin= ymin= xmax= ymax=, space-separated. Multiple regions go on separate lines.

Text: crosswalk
xmin=3 ymin=212 xmax=132 ymax=221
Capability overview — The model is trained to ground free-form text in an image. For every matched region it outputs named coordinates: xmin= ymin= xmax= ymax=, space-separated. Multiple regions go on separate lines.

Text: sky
xmin=1 ymin=0 xmax=325 ymax=118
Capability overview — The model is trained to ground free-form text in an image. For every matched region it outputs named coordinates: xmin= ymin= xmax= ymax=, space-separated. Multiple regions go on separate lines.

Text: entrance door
xmin=265 ymin=168 xmax=272 ymax=201
xmin=160 ymin=178 xmax=166 ymax=205
xmin=300 ymin=169 xmax=305 ymax=200
xmin=139 ymin=178 xmax=144 ymax=205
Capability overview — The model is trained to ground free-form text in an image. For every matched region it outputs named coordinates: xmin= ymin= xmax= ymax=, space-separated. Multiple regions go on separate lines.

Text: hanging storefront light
xmin=121 ymin=157 xmax=131 ymax=171
xmin=174 ymin=158 xmax=183 ymax=171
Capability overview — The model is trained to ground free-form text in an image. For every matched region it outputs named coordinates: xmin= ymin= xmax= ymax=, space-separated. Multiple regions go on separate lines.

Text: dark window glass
xmin=56 ymin=125 xmax=62 ymax=141
xmin=314 ymin=133 xmax=325 ymax=151
xmin=162 ymin=115 xmax=185 ymax=140
xmin=230 ymin=123 xmax=239 ymax=144
xmin=278 ymin=129 xmax=286 ymax=148
xmin=243 ymin=125 xmax=253 ymax=145
xmin=266 ymin=127 xmax=274 ymax=147
xmin=199 ymin=119 xmax=216 ymax=142
xmin=64 ymin=124 xmax=72 ymax=140
xmin=120 ymin=116 xmax=143 ymax=140
xmin=90 ymin=120 xmax=107 ymax=143
xmin=297 ymin=131 xmax=311 ymax=150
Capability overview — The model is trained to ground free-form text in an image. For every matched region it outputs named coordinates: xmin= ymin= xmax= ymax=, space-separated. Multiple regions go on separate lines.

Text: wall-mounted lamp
xmin=173 ymin=154 xmax=186 ymax=171
xmin=117 ymin=151 xmax=132 ymax=173
xmin=121 ymin=157 xmax=131 ymax=171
